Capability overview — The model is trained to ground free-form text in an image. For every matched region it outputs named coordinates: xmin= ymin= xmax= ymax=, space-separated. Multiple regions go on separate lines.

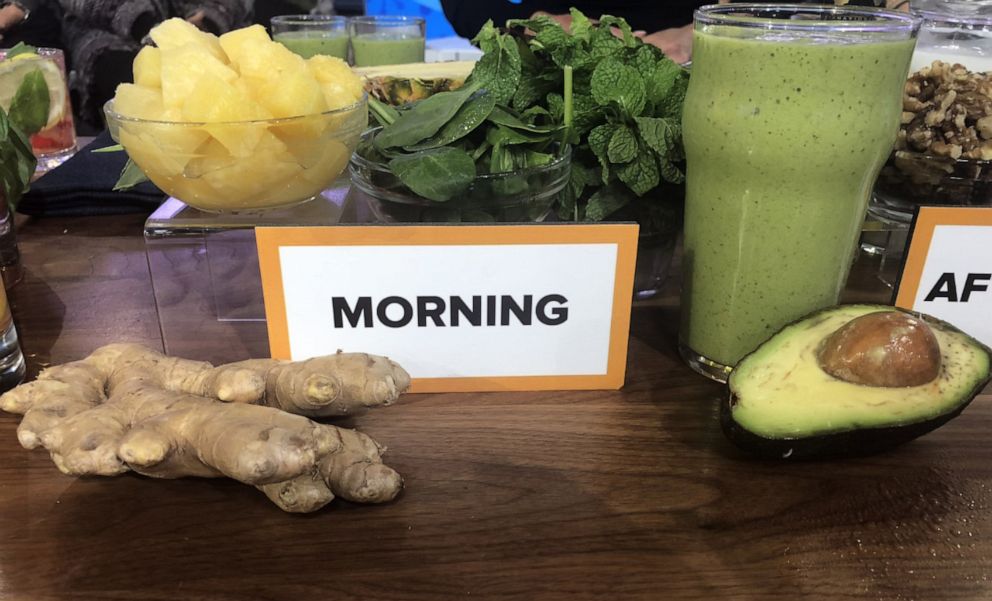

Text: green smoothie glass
xmin=272 ymin=15 xmax=350 ymax=60
xmin=349 ymin=16 xmax=426 ymax=67
xmin=679 ymin=4 xmax=920 ymax=382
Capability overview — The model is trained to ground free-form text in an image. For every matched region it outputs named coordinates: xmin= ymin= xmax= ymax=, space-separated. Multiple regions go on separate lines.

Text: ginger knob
xmin=817 ymin=311 xmax=942 ymax=387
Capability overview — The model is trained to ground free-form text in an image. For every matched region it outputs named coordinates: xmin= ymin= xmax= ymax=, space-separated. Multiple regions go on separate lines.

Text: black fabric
xmin=18 ymin=130 xmax=165 ymax=217
xmin=0 ymin=0 xmax=63 ymax=51
xmin=440 ymin=0 xmax=708 ymax=39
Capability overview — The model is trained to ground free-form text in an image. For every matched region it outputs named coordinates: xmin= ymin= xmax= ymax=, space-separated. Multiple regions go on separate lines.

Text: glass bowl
xmin=349 ymin=129 xmax=571 ymax=223
xmin=104 ymin=95 xmax=368 ymax=213
xmin=871 ymin=150 xmax=992 ymax=222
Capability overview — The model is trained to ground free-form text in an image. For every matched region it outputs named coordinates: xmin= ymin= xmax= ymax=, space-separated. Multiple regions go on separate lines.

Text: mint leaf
xmin=588 ymin=123 xmax=613 ymax=183
xmin=5 ymin=42 xmax=37 ymax=60
xmin=608 ymin=125 xmax=637 ymax=164
xmin=660 ymin=157 xmax=685 ymax=184
xmin=590 ymin=58 xmax=646 ymax=116
xmin=569 ymin=8 xmax=593 ymax=42
xmin=635 ymin=116 xmax=680 ymax=156
xmin=617 ymin=147 xmax=660 ymax=196
xmin=8 ymin=69 xmax=50 ymax=136
xmin=114 ymin=159 xmax=150 ymax=191
xmin=649 ymin=64 xmax=689 ymax=120
xmin=92 ymin=144 xmax=125 ymax=153
xmin=0 ymin=106 xmax=37 ymax=209
xmin=468 ymin=22 xmax=522 ymax=105
xmin=598 ymin=16 xmax=637 ymax=47
xmin=585 ymin=184 xmax=633 ymax=221
xmin=389 ymin=147 xmax=476 ymax=202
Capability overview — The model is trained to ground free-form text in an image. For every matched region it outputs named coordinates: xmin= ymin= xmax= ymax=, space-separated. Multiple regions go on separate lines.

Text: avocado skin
xmin=722 ymin=305 xmax=992 ymax=460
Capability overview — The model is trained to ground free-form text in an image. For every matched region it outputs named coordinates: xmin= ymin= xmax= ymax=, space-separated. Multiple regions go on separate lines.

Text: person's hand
xmin=638 ymin=24 xmax=693 ymax=65
xmin=0 ymin=3 xmax=27 ymax=33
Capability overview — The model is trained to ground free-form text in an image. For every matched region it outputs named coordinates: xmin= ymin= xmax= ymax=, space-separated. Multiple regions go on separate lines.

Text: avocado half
xmin=723 ymin=304 xmax=992 ymax=459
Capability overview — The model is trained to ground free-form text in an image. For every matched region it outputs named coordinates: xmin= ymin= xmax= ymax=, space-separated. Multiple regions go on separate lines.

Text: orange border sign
xmin=895 ymin=207 xmax=992 ymax=310
xmin=256 ymin=224 xmax=640 ymax=393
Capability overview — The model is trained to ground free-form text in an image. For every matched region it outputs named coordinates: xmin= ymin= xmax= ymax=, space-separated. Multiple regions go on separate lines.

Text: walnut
xmin=898 ymin=61 xmax=992 ymax=162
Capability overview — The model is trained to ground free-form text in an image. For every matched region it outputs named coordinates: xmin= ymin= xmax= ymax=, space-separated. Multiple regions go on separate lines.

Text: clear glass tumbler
xmin=271 ymin=14 xmax=350 ymax=60
xmin=679 ymin=4 xmax=920 ymax=382
xmin=348 ymin=16 xmax=426 ymax=67
xmin=0 ymin=47 xmax=77 ymax=174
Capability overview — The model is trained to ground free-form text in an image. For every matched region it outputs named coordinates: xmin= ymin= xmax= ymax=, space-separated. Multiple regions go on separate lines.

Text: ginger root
xmin=0 ymin=344 xmax=411 ymax=513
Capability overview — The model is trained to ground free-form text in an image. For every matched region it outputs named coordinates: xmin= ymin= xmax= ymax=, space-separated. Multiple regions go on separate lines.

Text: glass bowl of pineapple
xmin=106 ymin=18 xmax=368 ymax=213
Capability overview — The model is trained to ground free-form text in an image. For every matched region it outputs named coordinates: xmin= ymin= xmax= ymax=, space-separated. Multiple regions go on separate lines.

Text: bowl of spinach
xmin=349 ymin=79 xmax=571 ymax=223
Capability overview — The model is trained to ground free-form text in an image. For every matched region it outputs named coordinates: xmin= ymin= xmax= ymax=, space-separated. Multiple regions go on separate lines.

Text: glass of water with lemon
xmin=0 ymin=47 xmax=77 ymax=173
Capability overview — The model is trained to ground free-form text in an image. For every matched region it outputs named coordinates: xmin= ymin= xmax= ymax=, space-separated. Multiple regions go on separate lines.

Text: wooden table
xmin=0 ymin=213 xmax=988 ymax=601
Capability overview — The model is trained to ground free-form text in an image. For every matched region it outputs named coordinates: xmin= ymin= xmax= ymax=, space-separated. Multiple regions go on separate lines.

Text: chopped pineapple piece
xmin=133 ymin=46 xmax=162 ymax=89
xmin=258 ymin=69 xmax=326 ymax=119
xmin=151 ymin=18 xmax=227 ymax=62
xmin=219 ymin=25 xmax=272 ymax=71
xmin=160 ymin=45 xmax=238 ymax=107
xmin=113 ymin=84 xmax=164 ymax=120
xmin=181 ymin=75 xmax=271 ymax=156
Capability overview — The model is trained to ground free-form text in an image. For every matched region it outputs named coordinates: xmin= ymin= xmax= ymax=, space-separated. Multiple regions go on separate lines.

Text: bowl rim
xmin=350 ymin=126 xmax=572 ymax=181
xmin=103 ymin=91 xmax=368 ymax=126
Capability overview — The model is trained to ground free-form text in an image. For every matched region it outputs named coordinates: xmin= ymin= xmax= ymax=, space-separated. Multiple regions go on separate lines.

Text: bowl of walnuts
xmin=871 ymin=61 xmax=992 ymax=222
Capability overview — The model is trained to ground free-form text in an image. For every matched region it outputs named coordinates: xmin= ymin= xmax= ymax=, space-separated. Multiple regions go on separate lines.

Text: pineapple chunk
xmin=236 ymin=41 xmax=306 ymax=85
xmin=182 ymin=75 xmax=271 ymax=156
xmin=133 ymin=46 xmax=162 ymax=88
xmin=300 ymin=139 xmax=351 ymax=184
xmin=160 ymin=44 xmax=238 ymax=108
xmin=219 ymin=25 xmax=272 ymax=71
xmin=308 ymin=56 xmax=363 ymax=99
xmin=150 ymin=18 xmax=227 ymax=62
xmin=321 ymin=83 xmax=362 ymax=111
xmin=113 ymin=84 xmax=164 ymax=120
xmin=202 ymin=132 xmax=303 ymax=204
xmin=258 ymin=69 xmax=327 ymax=119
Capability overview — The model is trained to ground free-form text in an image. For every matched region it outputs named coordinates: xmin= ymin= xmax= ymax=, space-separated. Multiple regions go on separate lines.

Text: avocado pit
xmin=816 ymin=311 xmax=941 ymax=388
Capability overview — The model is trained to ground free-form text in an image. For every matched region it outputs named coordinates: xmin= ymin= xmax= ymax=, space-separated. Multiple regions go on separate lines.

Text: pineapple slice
xmin=219 ymin=25 xmax=272 ymax=71
xmin=150 ymin=18 xmax=227 ymax=63
xmin=160 ymin=44 xmax=238 ymax=108
xmin=201 ymin=132 xmax=303 ymax=205
xmin=133 ymin=46 xmax=162 ymax=89
xmin=113 ymin=83 xmax=164 ymax=120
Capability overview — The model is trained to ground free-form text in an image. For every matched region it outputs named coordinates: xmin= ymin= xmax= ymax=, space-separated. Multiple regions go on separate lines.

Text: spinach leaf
xmin=486 ymin=125 xmax=552 ymax=147
xmin=487 ymin=106 xmax=556 ymax=133
xmin=374 ymin=83 xmax=479 ymax=150
xmin=389 ymin=147 xmax=476 ymax=202
xmin=406 ymin=89 xmax=496 ymax=151
xmin=8 ymin=69 xmax=50 ymax=136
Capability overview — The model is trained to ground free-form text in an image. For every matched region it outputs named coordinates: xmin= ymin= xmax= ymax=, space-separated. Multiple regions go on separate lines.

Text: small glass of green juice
xmin=679 ymin=4 xmax=921 ymax=382
xmin=348 ymin=16 xmax=426 ymax=67
xmin=271 ymin=15 xmax=349 ymax=60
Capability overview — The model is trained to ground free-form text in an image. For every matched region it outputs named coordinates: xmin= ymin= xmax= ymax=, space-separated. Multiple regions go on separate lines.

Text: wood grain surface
xmin=0 ymin=213 xmax=989 ymax=601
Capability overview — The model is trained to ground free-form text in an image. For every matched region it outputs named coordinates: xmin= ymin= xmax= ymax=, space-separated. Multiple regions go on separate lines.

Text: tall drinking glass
xmin=679 ymin=4 xmax=920 ymax=382
xmin=271 ymin=15 xmax=349 ymax=60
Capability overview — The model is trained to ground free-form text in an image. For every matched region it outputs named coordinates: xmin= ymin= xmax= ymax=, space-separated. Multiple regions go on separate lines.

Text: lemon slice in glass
xmin=0 ymin=54 xmax=67 ymax=131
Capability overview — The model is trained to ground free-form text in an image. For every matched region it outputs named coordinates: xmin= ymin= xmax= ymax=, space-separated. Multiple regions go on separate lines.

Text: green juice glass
xmin=271 ymin=14 xmax=349 ymax=59
xmin=349 ymin=16 xmax=426 ymax=67
xmin=679 ymin=4 xmax=920 ymax=382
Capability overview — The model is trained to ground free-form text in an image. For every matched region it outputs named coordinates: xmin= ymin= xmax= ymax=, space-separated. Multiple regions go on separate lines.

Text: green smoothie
xmin=274 ymin=32 xmax=349 ymax=59
xmin=351 ymin=33 xmax=425 ymax=67
xmin=680 ymin=31 xmax=915 ymax=369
